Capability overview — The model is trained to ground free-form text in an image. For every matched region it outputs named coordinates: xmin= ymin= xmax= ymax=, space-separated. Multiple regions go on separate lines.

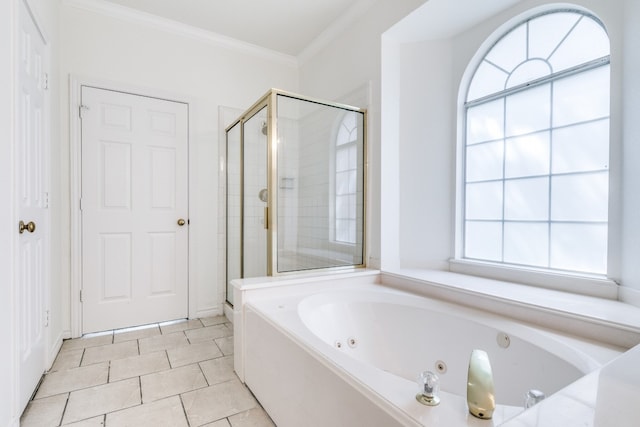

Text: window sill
xmin=449 ymin=258 xmax=617 ymax=299
xmin=380 ymin=268 xmax=640 ymax=349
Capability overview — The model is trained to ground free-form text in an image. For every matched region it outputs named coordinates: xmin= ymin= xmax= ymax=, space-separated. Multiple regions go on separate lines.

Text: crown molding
xmin=62 ymin=0 xmax=299 ymax=68
xmin=297 ymin=0 xmax=376 ymax=65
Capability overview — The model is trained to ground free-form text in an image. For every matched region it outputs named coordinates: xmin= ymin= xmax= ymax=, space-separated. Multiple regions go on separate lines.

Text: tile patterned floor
xmin=20 ymin=316 xmax=276 ymax=427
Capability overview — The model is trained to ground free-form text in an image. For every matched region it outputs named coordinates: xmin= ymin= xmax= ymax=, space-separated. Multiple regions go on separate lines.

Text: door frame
xmin=69 ymin=75 xmax=196 ymax=337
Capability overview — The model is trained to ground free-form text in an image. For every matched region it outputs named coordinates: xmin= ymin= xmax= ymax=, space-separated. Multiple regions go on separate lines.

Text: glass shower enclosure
xmin=225 ymin=89 xmax=366 ymax=305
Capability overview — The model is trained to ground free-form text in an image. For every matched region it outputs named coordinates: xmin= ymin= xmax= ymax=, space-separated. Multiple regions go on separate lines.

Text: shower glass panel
xmin=277 ymin=94 xmax=365 ymax=272
xmin=225 ymin=89 xmax=366 ymax=305
xmin=242 ymin=108 xmax=268 ymax=278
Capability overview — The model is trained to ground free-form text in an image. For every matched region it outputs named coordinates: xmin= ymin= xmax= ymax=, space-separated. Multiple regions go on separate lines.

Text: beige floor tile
xmin=139 ymin=331 xmax=189 ymax=354
xmin=82 ymin=340 xmax=139 ymax=366
xmin=167 ymin=341 xmax=222 ymax=368
xmin=36 ymin=362 xmax=109 ymax=398
xmin=215 ymin=336 xmax=234 ymax=356
xmin=50 ymin=348 xmax=84 ymax=372
xmin=182 ymin=379 xmax=257 ymax=426
xmin=61 ymin=415 xmax=105 ymax=426
xmin=199 ymin=356 xmax=236 ymax=386
xmin=159 ymin=319 xmax=203 ymax=335
xmin=141 ymin=363 xmax=207 ymax=403
xmin=229 ymin=407 xmax=275 ymax=427
xmin=61 ymin=333 xmax=113 ymax=352
xmin=202 ymin=420 xmax=231 ymax=427
xmin=185 ymin=325 xmax=232 ymax=343
xmin=110 ymin=351 xmax=170 ymax=382
xmin=62 ymin=378 xmax=141 ymax=424
xmin=200 ymin=315 xmax=229 ymax=327
xmin=20 ymin=393 xmax=68 ymax=427
xmin=106 ymin=395 xmax=188 ymax=427
xmin=113 ymin=324 xmax=161 ymax=343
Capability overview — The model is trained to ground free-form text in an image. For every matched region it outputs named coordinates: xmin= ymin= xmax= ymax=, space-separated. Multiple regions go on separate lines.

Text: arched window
xmin=462 ymin=10 xmax=610 ymax=275
xmin=335 ymin=112 xmax=359 ymax=244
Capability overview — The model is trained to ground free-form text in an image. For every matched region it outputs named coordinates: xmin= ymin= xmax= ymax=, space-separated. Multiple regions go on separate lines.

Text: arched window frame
xmin=459 ymin=8 xmax=611 ymax=278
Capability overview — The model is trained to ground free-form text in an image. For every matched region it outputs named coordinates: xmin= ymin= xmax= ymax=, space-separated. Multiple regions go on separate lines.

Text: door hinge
xmin=79 ymin=197 xmax=83 ymax=211
xmin=44 ymin=309 xmax=50 ymax=327
xmin=43 ymin=73 xmax=49 ymax=90
xmin=79 ymin=104 xmax=89 ymax=119
xmin=79 ymin=290 xmax=83 ymax=303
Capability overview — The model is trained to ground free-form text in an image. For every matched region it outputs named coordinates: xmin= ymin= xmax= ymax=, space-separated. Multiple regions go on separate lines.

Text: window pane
xmin=348 ymin=170 xmax=357 ymax=193
xmin=505 ymin=131 xmax=550 ymax=178
xmin=504 ymin=177 xmax=549 ymax=221
xmin=551 ymin=172 xmax=608 ymax=221
xmin=505 ymin=84 xmax=551 ymax=137
xmin=466 ymin=181 xmax=503 ymax=220
xmin=485 ymin=24 xmax=527 ymax=72
xmin=466 ymin=141 xmax=503 ymax=182
xmin=550 ymin=223 xmax=607 ymax=274
xmin=553 ymin=66 xmax=610 ymax=127
xmin=504 ymin=222 xmax=548 ymax=267
xmin=528 ymin=12 xmax=581 ymax=60
xmin=336 ymin=147 xmax=349 ymax=172
xmin=465 ymin=221 xmax=502 ymax=261
xmin=336 ymin=219 xmax=351 ymax=243
xmin=467 ymin=61 xmax=509 ymax=101
xmin=549 ymin=17 xmax=609 ymax=72
xmin=337 ymin=113 xmax=357 ymax=146
xmin=336 ymin=171 xmax=350 ymax=195
xmin=467 ymin=99 xmax=504 ymax=143
xmin=348 ymin=144 xmax=357 ymax=167
xmin=336 ymin=195 xmax=349 ymax=218
xmin=552 ymin=119 xmax=609 ymax=174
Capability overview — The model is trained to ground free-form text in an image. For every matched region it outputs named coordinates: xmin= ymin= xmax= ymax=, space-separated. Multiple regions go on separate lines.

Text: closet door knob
xmin=19 ymin=220 xmax=36 ymax=234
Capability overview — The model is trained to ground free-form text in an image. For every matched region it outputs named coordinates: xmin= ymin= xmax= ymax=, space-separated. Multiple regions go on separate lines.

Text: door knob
xmin=177 ymin=218 xmax=186 ymax=226
xmin=19 ymin=220 xmax=36 ymax=234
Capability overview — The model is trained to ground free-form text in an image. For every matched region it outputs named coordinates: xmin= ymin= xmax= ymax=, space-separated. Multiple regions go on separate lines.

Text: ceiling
xmin=100 ymin=0 xmax=376 ymax=57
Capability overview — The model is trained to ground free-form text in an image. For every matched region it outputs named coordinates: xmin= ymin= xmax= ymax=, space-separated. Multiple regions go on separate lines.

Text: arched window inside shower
xmin=461 ymin=9 xmax=610 ymax=276
xmin=333 ymin=112 xmax=359 ymax=245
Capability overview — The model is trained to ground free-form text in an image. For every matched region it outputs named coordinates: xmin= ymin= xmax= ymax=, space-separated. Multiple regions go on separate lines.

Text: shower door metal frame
xmin=225 ymin=89 xmax=368 ymax=303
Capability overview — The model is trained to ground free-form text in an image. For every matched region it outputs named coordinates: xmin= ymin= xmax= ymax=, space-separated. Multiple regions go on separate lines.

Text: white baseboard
xmin=46 ymin=330 xmax=65 ymax=370
xmin=194 ymin=306 xmax=223 ymax=319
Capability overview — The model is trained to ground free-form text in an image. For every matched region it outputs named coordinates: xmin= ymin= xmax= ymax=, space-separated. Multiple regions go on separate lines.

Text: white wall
xmin=620 ymin=0 xmax=640 ymax=296
xmin=298 ymin=0 xmax=428 ymax=269
xmin=58 ymin=2 xmax=298 ymax=333
xmin=380 ymin=0 xmax=640 ymax=297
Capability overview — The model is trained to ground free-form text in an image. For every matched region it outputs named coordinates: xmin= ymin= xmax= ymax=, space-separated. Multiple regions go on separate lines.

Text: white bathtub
xmin=233 ymin=272 xmax=623 ymax=426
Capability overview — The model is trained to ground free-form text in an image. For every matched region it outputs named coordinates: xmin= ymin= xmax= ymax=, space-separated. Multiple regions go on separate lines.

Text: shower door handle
xmin=264 ymin=207 xmax=268 ymax=230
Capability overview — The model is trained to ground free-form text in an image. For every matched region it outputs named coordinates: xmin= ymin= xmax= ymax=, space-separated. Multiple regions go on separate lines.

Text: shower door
xmin=242 ymin=108 xmax=269 ymax=277
xmin=226 ymin=106 xmax=268 ymax=305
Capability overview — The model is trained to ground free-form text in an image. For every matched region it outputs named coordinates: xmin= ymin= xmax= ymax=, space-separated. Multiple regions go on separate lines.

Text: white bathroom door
xmin=16 ymin=0 xmax=48 ymax=413
xmin=81 ymin=86 xmax=189 ymax=333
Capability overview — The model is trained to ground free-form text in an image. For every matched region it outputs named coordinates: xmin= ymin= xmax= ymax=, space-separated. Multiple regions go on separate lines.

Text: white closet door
xmin=81 ymin=86 xmax=189 ymax=333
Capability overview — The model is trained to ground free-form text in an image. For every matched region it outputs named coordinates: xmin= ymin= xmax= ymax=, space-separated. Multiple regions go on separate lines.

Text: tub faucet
xmin=467 ymin=349 xmax=495 ymax=420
